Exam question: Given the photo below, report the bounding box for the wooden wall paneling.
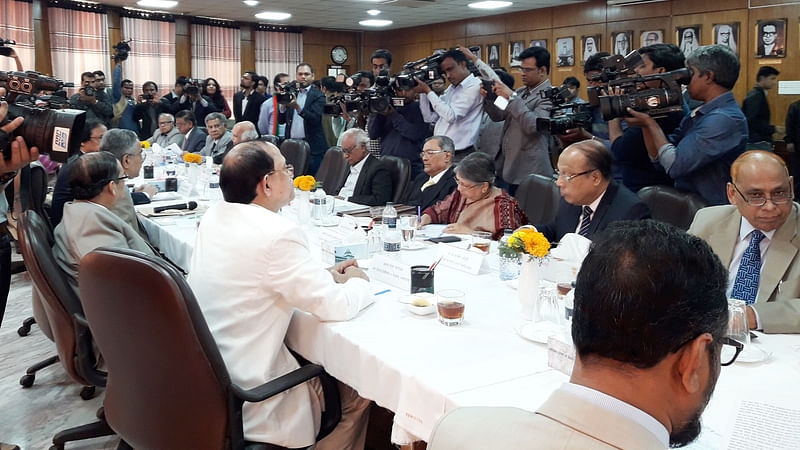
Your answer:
[465,17,505,37]
[302,29,359,78]
[32,0,52,75]
[671,0,748,16]
[240,25,255,73]
[551,24,606,101]
[175,18,191,77]
[429,21,466,42]
[551,0,606,28]
[107,10,121,59]
[605,1,671,23]
[607,17,674,47]
[505,7,552,32]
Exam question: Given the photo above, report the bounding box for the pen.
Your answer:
[374,289,391,296]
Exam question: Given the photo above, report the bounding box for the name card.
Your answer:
[370,253,412,291]
[334,242,369,263]
[437,243,485,275]
[547,334,575,376]
[177,178,193,197]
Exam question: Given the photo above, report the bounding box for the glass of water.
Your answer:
[400,215,417,245]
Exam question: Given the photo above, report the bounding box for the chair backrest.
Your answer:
[258,134,281,147]
[28,163,50,224]
[280,139,311,176]
[79,247,235,449]
[315,146,349,195]
[380,156,410,204]
[17,210,93,385]
[515,174,561,224]
[637,185,708,230]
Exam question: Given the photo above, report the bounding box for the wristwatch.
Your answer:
[508,92,519,101]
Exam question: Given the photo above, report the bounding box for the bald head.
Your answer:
[232,121,259,146]
[220,141,274,204]
[564,139,612,179]
[731,150,789,183]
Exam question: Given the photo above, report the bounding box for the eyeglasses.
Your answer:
[266,164,294,178]
[114,174,129,183]
[158,121,172,125]
[731,182,793,207]
[720,336,744,366]
[518,67,538,73]
[420,150,445,158]
[554,169,597,183]
[456,179,481,189]
[763,31,777,35]
[342,145,361,155]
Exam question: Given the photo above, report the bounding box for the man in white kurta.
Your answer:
[188,141,373,448]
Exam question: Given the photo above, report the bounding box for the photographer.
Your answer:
[559,52,612,147]
[624,45,747,205]
[279,62,327,174]
[609,44,686,192]
[258,72,290,137]
[482,46,553,195]
[169,79,219,126]
[320,76,346,147]
[161,76,187,106]
[368,82,431,178]
[69,71,113,126]
[134,80,168,140]
[111,62,139,134]
[416,49,483,162]
[371,49,392,77]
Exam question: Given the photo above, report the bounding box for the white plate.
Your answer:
[514,320,563,344]
[399,292,434,304]
[401,241,426,250]
[736,345,772,364]
[407,303,436,316]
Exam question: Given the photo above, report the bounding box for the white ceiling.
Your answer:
[102,0,586,31]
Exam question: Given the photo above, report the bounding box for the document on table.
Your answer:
[724,390,800,449]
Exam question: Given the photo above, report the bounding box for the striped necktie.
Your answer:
[731,230,766,305]
[578,206,593,236]
[421,178,436,191]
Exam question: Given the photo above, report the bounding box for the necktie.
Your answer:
[421,178,436,191]
[731,230,766,305]
[578,206,593,236]
[210,142,217,155]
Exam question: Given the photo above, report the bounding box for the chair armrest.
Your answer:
[231,364,323,403]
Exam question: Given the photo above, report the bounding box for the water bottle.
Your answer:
[312,184,327,221]
[383,202,397,230]
[383,228,401,252]
[165,154,176,177]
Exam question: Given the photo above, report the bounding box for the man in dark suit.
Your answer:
[742,66,779,150]
[406,135,458,211]
[279,63,328,175]
[233,71,267,125]
[337,129,392,206]
[175,110,208,154]
[169,84,219,126]
[536,140,650,242]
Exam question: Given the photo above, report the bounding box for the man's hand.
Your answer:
[0,103,40,173]
[417,214,432,229]
[493,82,514,100]
[412,77,431,94]
[330,258,359,274]
[135,184,158,198]
[558,128,594,146]
[457,44,477,63]
[79,87,97,103]
[747,306,757,330]
[329,259,369,283]
[622,108,656,128]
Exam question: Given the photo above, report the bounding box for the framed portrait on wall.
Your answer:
[581,34,601,64]
[487,43,501,68]
[756,19,786,58]
[469,45,482,61]
[556,37,574,67]
[676,25,701,57]
[530,39,547,49]
[509,40,525,67]
[713,23,739,54]
[611,31,632,56]
[640,30,663,47]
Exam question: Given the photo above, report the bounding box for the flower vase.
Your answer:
[187,164,200,194]
[296,189,311,224]
[518,256,540,321]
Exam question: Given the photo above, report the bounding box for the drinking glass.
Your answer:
[471,231,492,253]
[400,215,417,244]
[437,289,465,326]
[557,281,574,322]
[726,299,750,347]
[534,286,561,325]
[369,206,384,224]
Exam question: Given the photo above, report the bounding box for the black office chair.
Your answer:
[280,139,311,176]
[80,247,341,449]
[515,174,561,224]
[258,134,281,147]
[637,185,708,230]
[315,147,349,195]
[380,155,410,204]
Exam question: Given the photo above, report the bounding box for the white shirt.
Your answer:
[419,74,483,150]
[560,383,669,448]
[241,90,250,116]
[289,88,309,139]
[727,217,775,304]
[187,202,372,447]
[339,154,370,200]
[574,188,607,234]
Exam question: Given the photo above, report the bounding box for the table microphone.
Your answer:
[153,201,198,214]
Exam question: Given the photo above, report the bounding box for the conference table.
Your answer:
[135,189,800,448]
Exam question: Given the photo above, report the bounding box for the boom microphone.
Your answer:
[153,201,198,213]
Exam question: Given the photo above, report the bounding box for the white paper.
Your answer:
[437,243,484,275]
[724,392,800,449]
[493,95,509,111]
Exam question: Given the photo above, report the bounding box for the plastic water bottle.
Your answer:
[312,184,327,221]
[382,202,397,230]
[383,228,401,252]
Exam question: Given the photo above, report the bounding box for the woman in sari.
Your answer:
[419,152,528,239]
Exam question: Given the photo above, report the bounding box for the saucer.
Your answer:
[736,345,772,364]
[514,320,563,344]
[401,241,425,250]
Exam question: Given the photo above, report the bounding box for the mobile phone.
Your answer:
[426,236,462,243]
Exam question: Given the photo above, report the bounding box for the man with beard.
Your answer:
[233,71,267,124]
[429,220,732,449]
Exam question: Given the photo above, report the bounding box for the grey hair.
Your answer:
[234,121,259,142]
[455,152,496,186]
[205,112,228,126]
[158,113,175,123]
[425,135,455,155]
[100,128,140,161]
[685,44,740,90]
[341,128,369,148]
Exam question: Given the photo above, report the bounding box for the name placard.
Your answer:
[370,253,412,291]
[177,179,193,197]
[437,243,485,275]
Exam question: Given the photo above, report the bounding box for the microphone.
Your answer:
[153,201,198,213]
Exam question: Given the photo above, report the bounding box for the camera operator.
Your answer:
[559,52,612,147]
[279,62,327,174]
[368,83,431,178]
[320,76,346,147]
[482,46,553,195]
[477,69,515,161]
[609,44,686,192]
[111,62,140,135]
[624,45,747,205]
[339,71,375,133]
[258,72,290,138]
[69,71,113,126]
[416,49,483,162]
[161,76,187,107]
[92,70,111,99]
[170,79,219,126]
[371,49,392,77]
[134,81,168,140]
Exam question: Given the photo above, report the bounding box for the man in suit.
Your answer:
[337,129,392,206]
[146,113,184,149]
[134,81,169,140]
[200,112,232,162]
[175,110,207,154]
[429,220,731,449]
[233,71,267,124]
[53,151,156,298]
[406,136,458,211]
[757,23,784,57]
[483,46,554,196]
[536,140,650,242]
[215,121,258,164]
[279,63,327,174]
[742,66,779,150]
[689,151,800,333]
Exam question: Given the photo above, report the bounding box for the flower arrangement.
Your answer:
[140,141,150,149]
[293,175,316,191]
[183,153,203,164]
[507,228,551,259]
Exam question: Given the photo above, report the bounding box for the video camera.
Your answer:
[0,70,85,163]
[183,78,204,96]
[274,80,299,105]
[0,38,16,57]
[112,39,132,63]
[324,70,406,116]
[536,85,593,135]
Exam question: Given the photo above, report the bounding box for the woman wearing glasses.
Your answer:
[418,152,528,239]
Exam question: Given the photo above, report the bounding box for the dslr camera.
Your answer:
[274,81,299,105]
[183,78,203,96]
[0,38,16,57]
[0,70,85,163]
[111,39,132,63]
[536,85,593,135]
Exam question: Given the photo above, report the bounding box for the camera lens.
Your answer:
[4,105,86,163]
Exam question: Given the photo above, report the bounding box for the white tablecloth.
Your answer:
[136,194,800,446]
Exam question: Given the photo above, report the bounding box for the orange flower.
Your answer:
[140,141,150,149]
[293,175,316,191]
[182,153,203,164]
[508,228,550,258]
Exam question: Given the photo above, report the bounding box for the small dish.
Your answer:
[514,320,562,344]
[401,241,425,250]
[403,293,436,315]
